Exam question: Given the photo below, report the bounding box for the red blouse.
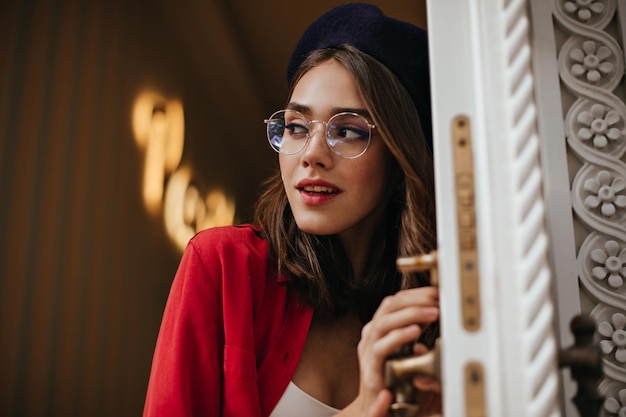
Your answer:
[143,225,314,417]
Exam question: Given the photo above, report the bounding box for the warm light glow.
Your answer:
[143,111,167,212]
[163,167,195,247]
[132,89,236,251]
[164,167,235,251]
[202,190,236,230]
[132,91,185,214]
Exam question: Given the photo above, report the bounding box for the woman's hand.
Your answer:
[413,344,443,417]
[346,286,440,416]
[412,343,441,394]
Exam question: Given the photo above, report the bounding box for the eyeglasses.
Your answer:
[264,109,376,159]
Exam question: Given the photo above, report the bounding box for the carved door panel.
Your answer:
[426,0,625,415]
[529,0,626,415]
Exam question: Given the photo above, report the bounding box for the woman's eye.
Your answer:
[285,122,308,137]
[334,126,368,141]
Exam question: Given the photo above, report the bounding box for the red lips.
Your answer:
[295,179,342,205]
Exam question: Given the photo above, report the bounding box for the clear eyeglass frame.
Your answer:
[264,109,376,159]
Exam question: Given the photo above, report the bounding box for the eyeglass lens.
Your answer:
[266,110,371,158]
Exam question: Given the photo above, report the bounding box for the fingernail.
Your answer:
[422,306,439,317]
[405,324,420,334]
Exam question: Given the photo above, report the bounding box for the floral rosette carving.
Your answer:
[582,170,626,217]
[590,239,626,289]
[579,232,626,303]
[599,379,626,415]
[598,312,626,364]
[557,0,616,29]
[591,304,626,383]
[557,0,622,94]
[566,99,626,157]
[559,36,622,91]
[570,40,614,83]
[572,166,626,235]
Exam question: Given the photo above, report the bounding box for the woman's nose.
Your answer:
[300,125,334,168]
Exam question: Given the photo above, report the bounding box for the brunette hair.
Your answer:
[255,45,436,323]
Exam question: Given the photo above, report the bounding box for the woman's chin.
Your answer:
[294,219,339,236]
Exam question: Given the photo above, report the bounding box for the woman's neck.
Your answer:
[340,223,388,281]
[338,207,388,280]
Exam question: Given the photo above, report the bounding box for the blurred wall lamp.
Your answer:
[132,90,235,251]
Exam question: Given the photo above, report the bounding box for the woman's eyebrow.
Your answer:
[286,103,372,119]
[285,102,310,114]
[330,107,372,119]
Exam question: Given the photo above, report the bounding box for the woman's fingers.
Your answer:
[413,376,441,393]
[374,305,438,334]
[359,287,440,365]
[354,286,441,415]
[361,308,438,351]
[362,301,439,351]
[412,343,442,393]
[366,389,393,417]
[413,343,429,356]
[374,287,439,318]
[366,287,439,338]
[365,324,422,359]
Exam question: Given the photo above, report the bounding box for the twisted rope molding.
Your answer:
[498,0,561,414]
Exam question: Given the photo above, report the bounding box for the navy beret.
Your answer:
[287,3,432,148]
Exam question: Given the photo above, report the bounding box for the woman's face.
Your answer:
[280,59,392,245]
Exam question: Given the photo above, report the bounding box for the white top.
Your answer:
[269,381,340,417]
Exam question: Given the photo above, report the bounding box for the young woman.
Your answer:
[144,3,441,417]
